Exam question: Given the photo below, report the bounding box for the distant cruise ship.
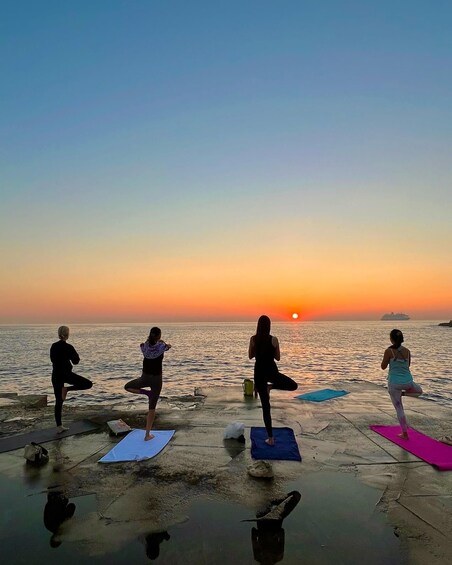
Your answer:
[381,312,410,321]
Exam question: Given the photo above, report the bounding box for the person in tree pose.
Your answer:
[125,327,171,441]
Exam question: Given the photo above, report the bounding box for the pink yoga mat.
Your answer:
[370,425,452,471]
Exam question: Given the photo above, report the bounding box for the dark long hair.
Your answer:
[390,329,404,348]
[254,315,271,345]
[147,327,161,345]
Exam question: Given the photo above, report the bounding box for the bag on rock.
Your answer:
[24,442,49,464]
[224,422,245,440]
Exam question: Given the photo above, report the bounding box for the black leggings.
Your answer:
[124,372,162,410]
[254,372,298,438]
[52,373,93,426]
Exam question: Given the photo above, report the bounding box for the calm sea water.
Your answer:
[0,322,451,407]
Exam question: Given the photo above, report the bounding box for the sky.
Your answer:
[1,1,451,322]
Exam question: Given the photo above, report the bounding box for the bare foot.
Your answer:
[144,433,155,441]
[62,387,68,401]
[397,432,409,440]
[57,425,69,434]
[265,437,275,446]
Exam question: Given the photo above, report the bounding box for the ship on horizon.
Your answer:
[381,312,410,321]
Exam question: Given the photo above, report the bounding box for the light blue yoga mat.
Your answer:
[98,429,175,463]
[295,389,349,402]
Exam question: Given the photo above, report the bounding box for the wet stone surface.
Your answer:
[0,383,451,563]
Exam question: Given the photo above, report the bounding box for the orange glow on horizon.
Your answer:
[1,225,451,323]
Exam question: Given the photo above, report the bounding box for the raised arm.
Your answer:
[248,336,255,359]
[402,346,411,367]
[69,344,80,365]
[140,341,168,359]
[272,336,281,361]
[381,348,391,370]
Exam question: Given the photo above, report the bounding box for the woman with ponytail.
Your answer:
[249,315,298,445]
[125,327,171,441]
[381,329,423,439]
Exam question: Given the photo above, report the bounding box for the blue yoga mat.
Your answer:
[98,429,175,463]
[295,389,349,402]
[250,427,301,461]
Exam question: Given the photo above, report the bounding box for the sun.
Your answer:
[292,312,299,320]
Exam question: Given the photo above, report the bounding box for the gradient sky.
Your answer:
[1,1,451,322]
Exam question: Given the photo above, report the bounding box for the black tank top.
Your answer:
[254,335,278,377]
[143,353,164,375]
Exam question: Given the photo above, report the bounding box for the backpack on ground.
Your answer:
[24,442,49,464]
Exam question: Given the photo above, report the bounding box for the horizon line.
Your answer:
[0,318,448,325]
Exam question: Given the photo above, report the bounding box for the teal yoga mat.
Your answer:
[0,420,99,454]
[295,389,349,402]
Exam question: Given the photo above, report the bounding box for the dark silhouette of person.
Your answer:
[252,523,285,564]
[145,531,171,560]
[50,325,93,433]
[251,491,301,565]
[43,492,76,548]
[249,315,298,446]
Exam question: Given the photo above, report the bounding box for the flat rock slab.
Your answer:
[296,418,330,435]
[398,494,452,536]
[0,398,20,408]
[0,420,98,453]
[17,395,47,408]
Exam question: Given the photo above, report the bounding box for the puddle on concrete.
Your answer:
[0,470,405,564]
[282,471,405,564]
[154,471,405,564]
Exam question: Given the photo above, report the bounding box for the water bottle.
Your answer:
[243,378,254,397]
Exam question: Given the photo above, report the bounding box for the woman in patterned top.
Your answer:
[124,327,171,441]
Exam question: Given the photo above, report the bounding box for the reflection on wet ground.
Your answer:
[0,468,404,564]
[43,491,76,548]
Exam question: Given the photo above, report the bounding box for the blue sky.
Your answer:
[1,1,451,321]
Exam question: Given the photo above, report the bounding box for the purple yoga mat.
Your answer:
[370,425,452,471]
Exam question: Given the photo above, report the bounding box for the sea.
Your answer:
[1,321,451,407]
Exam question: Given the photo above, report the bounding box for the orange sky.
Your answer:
[1,225,451,322]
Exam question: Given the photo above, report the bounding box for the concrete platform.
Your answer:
[0,382,451,563]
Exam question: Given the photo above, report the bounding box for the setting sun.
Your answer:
[292,313,299,320]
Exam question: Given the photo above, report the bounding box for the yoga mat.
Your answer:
[295,389,349,402]
[370,425,452,471]
[0,420,99,454]
[250,427,301,462]
[98,429,175,463]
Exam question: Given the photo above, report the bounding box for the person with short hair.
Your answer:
[381,329,423,439]
[50,326,93,433]
[124,327,171,441]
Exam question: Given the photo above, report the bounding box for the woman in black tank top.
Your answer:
[249,315,298,445]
